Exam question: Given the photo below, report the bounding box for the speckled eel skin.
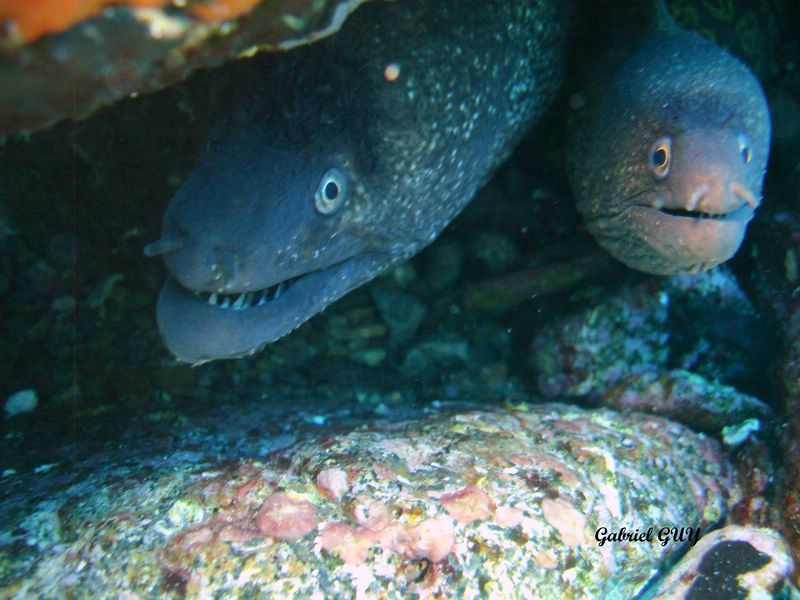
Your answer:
[567,1,770,275]
[145,0,566,363]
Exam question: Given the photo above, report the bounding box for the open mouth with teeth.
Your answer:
[192,277,301,310]
[153,253,387,364]
[156,268,333,364]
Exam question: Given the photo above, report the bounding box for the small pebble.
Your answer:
[4,389,38,418]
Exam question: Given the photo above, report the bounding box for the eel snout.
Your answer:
[651,127,760,221]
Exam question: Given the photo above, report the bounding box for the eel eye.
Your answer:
[649,136,671,179]
[738,134,752,164]
[315,167,348,215]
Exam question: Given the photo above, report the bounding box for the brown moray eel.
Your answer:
[567,1,771,275]
[145,0,566,364]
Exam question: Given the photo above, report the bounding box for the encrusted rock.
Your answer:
[530,267,772,399]
[369,284,427,346]
[469,230,520,272]
[650,526,794,599]
[1,403,737,598]
[665,267,776,391]
[0,0,373,134]
[603,369,773,433]
[531,282,669,398]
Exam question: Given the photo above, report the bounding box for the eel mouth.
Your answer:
[189,276,302,311]
[654,203,753,222]
[646,181,760,224]
[156,255,381,364]
[585,199,755,275]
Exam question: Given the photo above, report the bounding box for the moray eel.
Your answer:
[567,1,771,275]
[145,0,565,364]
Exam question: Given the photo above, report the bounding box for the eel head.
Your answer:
[145,134,391,364]
[584,126,764,275]
[572,28,770,276]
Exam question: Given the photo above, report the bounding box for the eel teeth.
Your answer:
[231,293,247,310]
[194,276,298,310]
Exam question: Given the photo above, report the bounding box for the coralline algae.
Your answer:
[0,403,736,598]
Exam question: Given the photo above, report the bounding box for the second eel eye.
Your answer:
[738,133,752,164]
[649,136,671,179]
[314,167,348,215]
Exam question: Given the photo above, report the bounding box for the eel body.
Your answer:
[567,1,771,275]
[147,0,566,363]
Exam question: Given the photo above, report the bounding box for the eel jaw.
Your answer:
[586,199,755,276]
[156,254,384,364]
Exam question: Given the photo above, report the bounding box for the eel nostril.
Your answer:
[686,184,710,212]
[143,234,185,257]
[731,182,759,208]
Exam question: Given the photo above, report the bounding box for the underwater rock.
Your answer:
[3,388,37,418]
[603,369,773,433]
[400,333,470,377]
[650,526,794,599]
[0,0,374,134]
[462,252,616,313]
[469,231,520,272]
[0,403,736,598]
[323,300,388,368]
[739,202,800,574]
[431,363,530,410]
[422,238,464,292]
[369,284,427,347]
[665,266,776,391]
[22,259,57,294]
[779,300,800,578]
[530,267,772,399]
[530,282,670,398]
[729,439,774,528]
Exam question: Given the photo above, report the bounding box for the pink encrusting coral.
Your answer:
[540,497,588,547]
[318,515,456,564]
[439,485,496,524]
[316,467,350,501]
[318,522,377,564]
[256,492,318,541]
[386,515,456,562]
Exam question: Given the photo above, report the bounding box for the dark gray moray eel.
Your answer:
[567,0,771,275]
[145,0,566,364]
